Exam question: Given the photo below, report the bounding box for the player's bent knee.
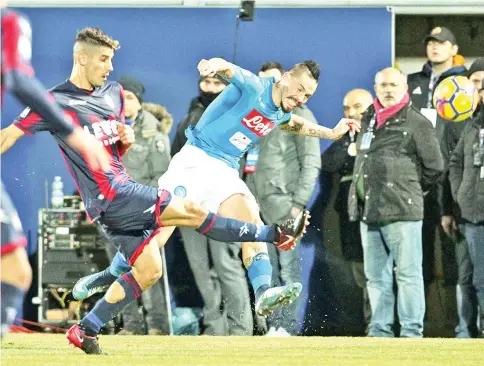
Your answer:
[137,269,162,291]
[1,248,32,290]
[132,262,163,289]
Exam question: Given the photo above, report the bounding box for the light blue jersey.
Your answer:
[186,65,292,169]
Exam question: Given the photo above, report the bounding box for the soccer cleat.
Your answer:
[66,324,103,355]
[72,273,111,301]
[255,282,303,317]
[274,210,310,251]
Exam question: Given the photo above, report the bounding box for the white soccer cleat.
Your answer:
[255,283,302,317]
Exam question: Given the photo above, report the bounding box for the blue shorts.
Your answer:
[98,181,171,265]
[1,183,27,256]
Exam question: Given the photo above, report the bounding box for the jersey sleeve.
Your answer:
[13,106,51,135]
[3,12,75,137]
[225,65,264,94]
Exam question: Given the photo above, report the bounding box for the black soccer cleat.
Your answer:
[273,210,310,251]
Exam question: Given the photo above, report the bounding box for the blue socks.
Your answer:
[0,282,24,338]
[247,253,272,300]
[80,271,141,336]
[197,212,276,243]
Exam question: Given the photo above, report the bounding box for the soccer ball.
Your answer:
[432,75,479,122]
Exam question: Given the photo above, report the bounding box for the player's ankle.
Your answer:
[255,284,270,301]
[79,322,98,337]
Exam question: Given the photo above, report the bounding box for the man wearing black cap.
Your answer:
[408,26,467,133]
[407,27,467,322]
[115,75,172,335]
[440,59,484,338]
[449,78,484,338]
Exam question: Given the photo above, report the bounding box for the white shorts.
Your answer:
[158,144,256,213]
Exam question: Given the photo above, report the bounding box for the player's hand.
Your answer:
[1,125,25,155]
[198,59,217,78]
[331,118,361,139]
[66,127,112,172]
[441,215,458,237]
[118,123,135,145]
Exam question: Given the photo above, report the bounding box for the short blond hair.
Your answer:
[75,27,120,51]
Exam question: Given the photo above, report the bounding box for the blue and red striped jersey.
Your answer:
[14,80,131,221]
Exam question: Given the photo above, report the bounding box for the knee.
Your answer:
[17,264,32,290]
[396,266,423,284]
[1,250,32,291]
[136,265,163,290]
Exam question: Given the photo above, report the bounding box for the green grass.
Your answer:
[2,334,484,365]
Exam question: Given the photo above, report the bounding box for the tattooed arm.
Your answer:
[279,114,360,140]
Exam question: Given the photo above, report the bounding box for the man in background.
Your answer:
[320,88,373,335]
[407,26,467,303]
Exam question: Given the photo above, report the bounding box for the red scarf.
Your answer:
[373,93,410,129]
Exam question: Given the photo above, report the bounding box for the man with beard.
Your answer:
[171,75,254,335]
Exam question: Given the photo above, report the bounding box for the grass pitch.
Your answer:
[1,333,483,365]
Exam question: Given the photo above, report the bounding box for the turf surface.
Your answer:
[2,334,483,365]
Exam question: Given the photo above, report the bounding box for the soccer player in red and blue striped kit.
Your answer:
[0,7,111,338]
[1,27,308,353]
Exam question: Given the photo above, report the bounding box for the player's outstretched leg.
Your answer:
[1,247,32,338]
[217,193,303,318]
[72,195,308,301]
[67,237,163,354]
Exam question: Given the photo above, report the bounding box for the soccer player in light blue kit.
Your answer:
[75,58,360,320]
[159,58,359,316]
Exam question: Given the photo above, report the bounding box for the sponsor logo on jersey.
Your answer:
[83,116,120,146]
[241,109,275,137]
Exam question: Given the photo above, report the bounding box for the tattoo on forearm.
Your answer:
[281,122,303,133]
[307,128,333,139]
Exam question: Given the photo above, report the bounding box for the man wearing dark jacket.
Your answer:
[171,75,227,156]
[408,26,466,136]
[321,88,373,334]
[407,26,467,304]
[440,58,484,338]
[449,80,484,338]
[348,68,444,338]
